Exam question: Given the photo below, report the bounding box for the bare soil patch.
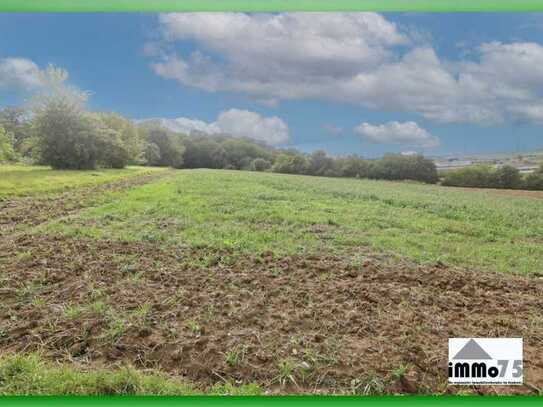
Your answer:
[1,234,542,394]
[0,171,171,235]
[444,185,543,200]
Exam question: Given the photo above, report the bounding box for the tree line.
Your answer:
[4,95,542,190]
[0,93,441,184]
[441,164,543,191]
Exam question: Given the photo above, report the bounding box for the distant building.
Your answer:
[434,160,473,171]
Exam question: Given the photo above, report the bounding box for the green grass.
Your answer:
[0,164,166,198]
[44,169,543,274]
[0,353,261,395]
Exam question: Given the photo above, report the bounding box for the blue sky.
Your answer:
[1,12,543,157]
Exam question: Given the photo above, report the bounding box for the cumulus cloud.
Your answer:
[140,117,222,135]
[149,13,543,126]
[354,121,439,148]
[457,42,543,123]
[158,13,407,74]
[150,12,412,103]
[216,109,289,145]
[139,109,289,145]
[0,58,44,90]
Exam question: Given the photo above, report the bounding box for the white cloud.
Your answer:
[139,109,289,145]
[149,13,543,126]
[139,117,222,134]
[354,121,439,148]
[457,42,543,123]
[216,109,289,145]
[0,58,43,90]
[158,13,407,74]
[508,104,543,123]
[150,12,412,104]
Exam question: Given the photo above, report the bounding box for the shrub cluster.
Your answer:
[270,150,438,183]
[0,106,30,163]
[442,164,543,191]
[0,124,18,162]
[1,101,145,169]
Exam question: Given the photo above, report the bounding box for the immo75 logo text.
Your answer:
[448,338,523,385]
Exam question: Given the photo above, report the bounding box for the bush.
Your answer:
[98,113,144,164]
[98,128,131,169]
[35,99,102,170]
[494,165,521,189]
[16,135,41,163]
[524,165,543,191]
[34,101,133,170]
[524,173,543,190]
[182,138,221,169]
[143,142,162,166]
[0,125,18,162]
[442,166,495,188]
[221,138,272,170]
[0,107,32,156]
[144,128,185,168]
[442,165,525,190]
[272,153,309,175]
[336,155,370,178]
[307,150,336,176]
[369,154,438,184]
[249,158,271,172]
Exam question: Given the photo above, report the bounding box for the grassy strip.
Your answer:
[44,169,543,274]
[0,165,167,198]
[0,353,261,395]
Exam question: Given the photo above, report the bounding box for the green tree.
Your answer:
[30,65,104,169]
[34,97,104,170]
[0,106,32,154]
[307,150,336,176]
[182,138,221,168]
[143,142,162,166]
[524,164,543,191]
[222,138,272,169]
[0,125,18,162]
[442,166,495,188]
[368,154,438,184]
[210,145,228,169]
[98,113,144,164]
[144,128,185,168]
[250,158,272,172]
[494,165,521,189]
[271,153,309,175]
[94,123,131,169]
[336,155,370,178]
[16,135,42,162]
[408,155,439,184]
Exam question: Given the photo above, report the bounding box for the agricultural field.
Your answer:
[1,167,542,395]
[0,164,167,198]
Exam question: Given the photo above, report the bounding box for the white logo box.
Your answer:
[448,338,523,385]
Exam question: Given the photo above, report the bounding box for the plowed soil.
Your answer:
[1,234,541,394]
